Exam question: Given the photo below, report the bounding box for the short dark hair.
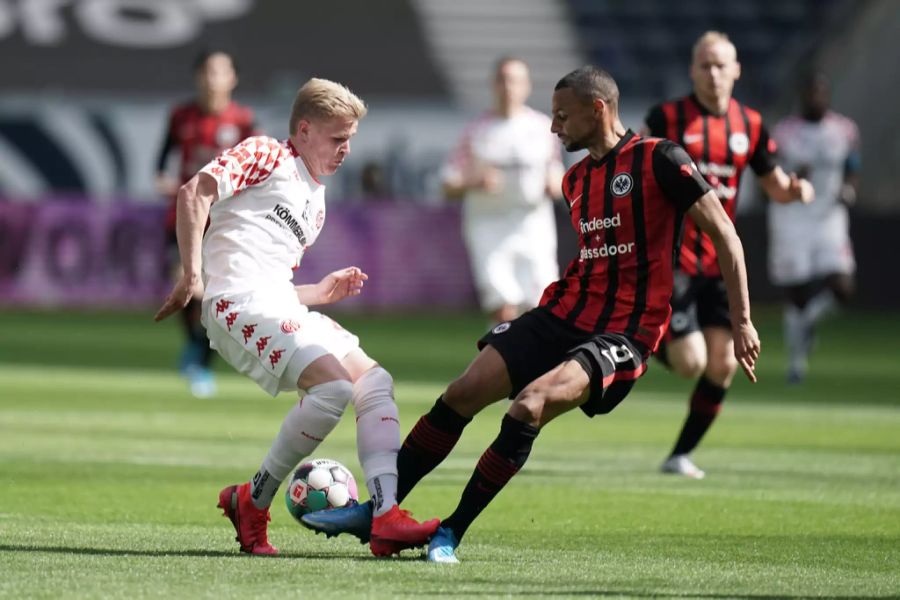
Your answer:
[192,49,237,74]
[555,66,619,110]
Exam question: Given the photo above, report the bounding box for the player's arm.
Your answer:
[687,193,760,381]
[753,122,813,204]
[154,172,218,321]
[155,110,180,197]
[653,140,760,381]
[758,166,813,204]
[154,136,284,322]
[295,267,368,306]
[442,124,502,199]
[840,122,862,206]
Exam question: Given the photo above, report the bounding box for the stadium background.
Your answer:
[0,0,897,308]
[1,1,898,598]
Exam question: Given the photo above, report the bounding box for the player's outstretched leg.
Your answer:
[217,482,278,555]
[428,414,539,563]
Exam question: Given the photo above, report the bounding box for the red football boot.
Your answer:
[217,483,278,555]
[369,505,440,557]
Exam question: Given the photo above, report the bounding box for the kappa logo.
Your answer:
[269,349,285,368]
[280,319,302,334]
[241,324,258,344]
[492,322,511,334]
[611,173,633,197]
[215,299,233,316]
[256,335,271,356]
[729,132,750,155]
[225,311,239,331]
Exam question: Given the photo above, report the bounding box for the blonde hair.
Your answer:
[692,31,737,62]
[289,78,367,134]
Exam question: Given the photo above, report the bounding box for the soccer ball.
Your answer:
[285,458,359,522]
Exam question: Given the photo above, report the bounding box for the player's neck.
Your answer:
[199,94,231,114]
[588,122,628,161]
[695,92,729,116]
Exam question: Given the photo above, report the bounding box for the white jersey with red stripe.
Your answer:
[199,135,326,299]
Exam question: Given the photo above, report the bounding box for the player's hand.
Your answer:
[733,321,761,383]
[789,173,814,204]
[154,273,196,322]
[155,174,180,198]
[317,267,368,304]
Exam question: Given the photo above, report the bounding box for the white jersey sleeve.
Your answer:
[200,135,289,201]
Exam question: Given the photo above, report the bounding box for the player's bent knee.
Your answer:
[507,392,544,426]
[353,366,395,416]
[307,379,354,416]
[671,353,706,379]
[704,358,737,387]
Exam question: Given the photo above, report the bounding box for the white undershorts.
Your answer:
[768,212,855,286]
[463,206,558,311]
[202,291,360,397]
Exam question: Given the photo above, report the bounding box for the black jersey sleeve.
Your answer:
[749,122,777,176]
[644,104,667,138]
[652,140,712,212]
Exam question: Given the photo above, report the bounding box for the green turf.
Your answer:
[0,308,898,598]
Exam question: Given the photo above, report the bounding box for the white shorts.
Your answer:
[768,213,855,286]
[463,207,558,311]
[202,291,360,397]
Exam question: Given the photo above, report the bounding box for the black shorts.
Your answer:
[478,307,649,418]
[667,272,731,339]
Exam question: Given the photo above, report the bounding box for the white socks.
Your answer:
[250,379,353,509]
[352,367,401,517]
[248,367,402,515]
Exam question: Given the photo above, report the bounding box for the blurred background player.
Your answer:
[155,50,257,397]
[154,78,438,556]
[769,73,860,383]
[442,56,565,325]
[643,31,813,479]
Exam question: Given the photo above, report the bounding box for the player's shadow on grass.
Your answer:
[0,544,422,562]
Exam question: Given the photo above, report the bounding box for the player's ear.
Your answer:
[733,61,742,82]
[592,97,606,119]
[296,119,311,141]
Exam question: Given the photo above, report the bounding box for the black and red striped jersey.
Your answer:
[157,101,257,232]
[539,130,711,352]
[645,94,776,277]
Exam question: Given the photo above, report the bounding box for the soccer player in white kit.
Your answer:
[442,57,565,324]
[154,78,439,556]
[769,73,860,383]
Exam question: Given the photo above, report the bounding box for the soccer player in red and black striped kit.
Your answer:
[645,32,812,479]
[300,66,761,563]
[155,50,257,398]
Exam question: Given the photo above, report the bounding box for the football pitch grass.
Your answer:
[1,308,898,598]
